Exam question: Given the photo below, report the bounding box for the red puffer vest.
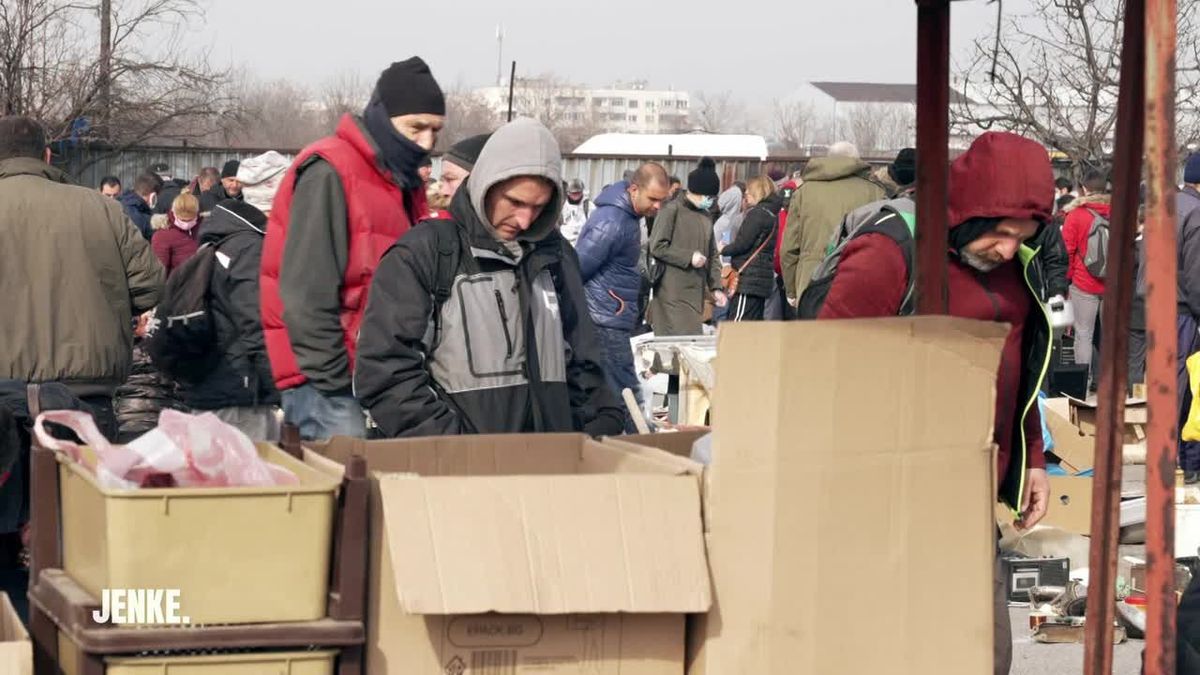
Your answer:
[260,114,426,391]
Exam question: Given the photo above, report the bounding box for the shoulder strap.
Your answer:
[430,220,462,347]
[857,209,917,315]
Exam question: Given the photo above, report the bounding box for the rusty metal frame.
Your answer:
[914,0,951,314]
[912,0,1178,672]
[1142,0,1180,672]
[1084,0,1145,669]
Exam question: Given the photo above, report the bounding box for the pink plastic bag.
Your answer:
[34,409,298,489]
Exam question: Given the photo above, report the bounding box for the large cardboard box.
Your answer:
[310,434,711,675]
[689,317,1006,675]
[1041,475,1093,535]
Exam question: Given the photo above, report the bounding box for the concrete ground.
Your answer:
[1010,607,1145,674]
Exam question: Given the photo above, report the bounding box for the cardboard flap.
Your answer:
[316,434,588,476]
[378,474,711,615]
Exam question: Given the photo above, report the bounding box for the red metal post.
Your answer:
[1143,0,1179,670]
[1084,0,1145,671]
[914,0,950,314]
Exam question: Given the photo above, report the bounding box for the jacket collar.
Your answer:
[448,186,562,268]
[1062,192,1111,213]
[0,157,71,183]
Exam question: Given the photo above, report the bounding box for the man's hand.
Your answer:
[1016,467,1050,530]
[787,296,798,308]
[717,242,727,254]
[691,251,708,268]
[713,290,728,308]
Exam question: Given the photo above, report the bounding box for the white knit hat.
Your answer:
[237,151,290,214]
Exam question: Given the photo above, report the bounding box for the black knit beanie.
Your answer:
[444,133,491,172]
[889,148,916,187]
[688,157,720,197]
[373,57,446,117]
[221,160,240,179]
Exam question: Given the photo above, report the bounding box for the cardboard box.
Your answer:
[1041,476,1094,535]
[1066,396,1146,444]
[309,434,711,675]
[689,317,1006,675]
[0,593,30,675]
[615,430,709,459]
[1043,398,1096,473]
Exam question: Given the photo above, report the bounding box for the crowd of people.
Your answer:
[1,54,1199,673]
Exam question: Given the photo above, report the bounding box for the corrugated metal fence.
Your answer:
[60,145,298,188]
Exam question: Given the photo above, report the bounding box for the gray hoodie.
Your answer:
[466,118,563,252]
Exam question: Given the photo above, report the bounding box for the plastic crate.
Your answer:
[58,633,335,675]
[59,444,339,625]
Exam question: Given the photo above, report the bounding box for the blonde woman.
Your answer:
[150,191,203,276]
[718,175,781,321]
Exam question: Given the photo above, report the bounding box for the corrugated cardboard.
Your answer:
[615,431,709,459]
[1066,395,1146,443]
[1043,399,1096,473]
[1041,476,1093,535]
[690,317,1005,675]
[309,433,710,674]
[0,593,31,675]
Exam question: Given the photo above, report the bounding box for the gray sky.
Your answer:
[198,0,1031,103]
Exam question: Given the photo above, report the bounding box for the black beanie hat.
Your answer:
[888,148,916,186]
[443,133,492,172]
[688,157,720,197]
[373,57,446,117]
[221,160,240,179]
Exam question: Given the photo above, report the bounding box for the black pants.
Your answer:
[728,294,766,322]
[80,395,118,441]
[773,275,795,320]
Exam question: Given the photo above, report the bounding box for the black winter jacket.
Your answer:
[354,189,625,439]
[180,201,279,409]
[1035,222,1070,299]
[723,193,783,298]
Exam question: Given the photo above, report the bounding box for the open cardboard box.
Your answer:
[622,317,1006,675]
[307,433,711,675]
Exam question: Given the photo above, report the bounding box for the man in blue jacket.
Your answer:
[575,163,670,429]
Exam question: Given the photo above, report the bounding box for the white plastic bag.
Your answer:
[34,408,298,489]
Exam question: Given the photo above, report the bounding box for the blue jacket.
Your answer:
[575,181,643,331]
[118,190,153,240]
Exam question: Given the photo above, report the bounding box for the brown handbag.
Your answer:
[721,234,772,296]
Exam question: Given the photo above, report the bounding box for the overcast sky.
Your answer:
[197,0,1032,102]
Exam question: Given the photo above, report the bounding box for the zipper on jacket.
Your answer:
[494,290,514,358]
[1008,244,1054,516]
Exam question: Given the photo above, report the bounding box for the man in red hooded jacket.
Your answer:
[818,131,1054,675]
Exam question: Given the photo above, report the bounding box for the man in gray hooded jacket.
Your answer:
[355,118,625,438]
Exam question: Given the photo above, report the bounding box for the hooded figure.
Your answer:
[355,118,625,438]
[713,185,745,247]
[179,151,291,441]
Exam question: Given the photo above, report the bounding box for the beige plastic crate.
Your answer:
[59,444,339,625]
[58,635,336,675]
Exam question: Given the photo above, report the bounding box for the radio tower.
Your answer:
[496,24,504,86]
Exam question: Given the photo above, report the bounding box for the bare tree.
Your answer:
[0,0,233,149]
[771,99,818,150]
[838,103,915,155]
[319,70,370,131]
[694,90,747,133]
[438,87,499,150]
[953,0,1200,170]
[225,77,326,150]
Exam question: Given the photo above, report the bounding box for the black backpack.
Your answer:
[145,244,221,383]
[796,203,917,319]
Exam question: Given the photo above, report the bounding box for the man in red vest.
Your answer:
[260,57,445,439]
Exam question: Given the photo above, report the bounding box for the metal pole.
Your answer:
[507,61,517,123]
[1084,0,1145,671]
[99,0,112,133]
[1143,0,1179,670]
[914,0,950,314]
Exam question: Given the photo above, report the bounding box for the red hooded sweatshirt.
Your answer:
[819,132,1053,487]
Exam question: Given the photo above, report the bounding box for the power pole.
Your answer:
[99,0,112,135]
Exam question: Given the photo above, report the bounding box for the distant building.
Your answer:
[475,79,691,135]
[786,81,979,153]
